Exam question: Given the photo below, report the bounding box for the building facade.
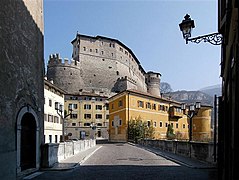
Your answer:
[47,34,161,97]
[109,89,212,142]
[44,79,65,143]
[218,0,238,179]
[64,93,109,140]
[0,0,44,179]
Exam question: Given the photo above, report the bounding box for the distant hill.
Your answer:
[200,84,221,97]
[165,90,213,106]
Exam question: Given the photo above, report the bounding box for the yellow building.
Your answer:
[109,89,211,142]
[64,92,109,140]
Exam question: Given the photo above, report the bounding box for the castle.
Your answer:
[47,33,161,97]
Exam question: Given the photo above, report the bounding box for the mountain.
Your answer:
[165,90,213,106]
[200,84,221,97]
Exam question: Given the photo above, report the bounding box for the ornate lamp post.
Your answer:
[179,14,223,45]
[55,102,73,142]
[181,102,201,142]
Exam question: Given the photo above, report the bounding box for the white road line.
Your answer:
[23,172,44,179]
[80,146,102,165]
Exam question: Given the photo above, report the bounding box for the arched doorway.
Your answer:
[20,113,36,170]
[16,106,40,173]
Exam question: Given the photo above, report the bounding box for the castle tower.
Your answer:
[145,71,161,96]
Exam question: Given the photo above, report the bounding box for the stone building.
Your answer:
[0,0,44,179]
[47,34,161,97]
[218,0,238,179]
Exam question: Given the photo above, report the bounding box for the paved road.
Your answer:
[32,143,217,180]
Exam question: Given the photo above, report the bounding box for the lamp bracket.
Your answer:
[187,32,223,45]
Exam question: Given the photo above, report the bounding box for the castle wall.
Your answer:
[48,34,153,97]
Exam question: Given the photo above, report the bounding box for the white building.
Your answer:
[44,79,65,143]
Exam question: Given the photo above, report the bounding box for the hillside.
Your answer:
[165,90,214,106]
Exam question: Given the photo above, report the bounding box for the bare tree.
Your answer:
[160,82,173,94]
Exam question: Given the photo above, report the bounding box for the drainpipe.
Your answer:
[127,91,130,142]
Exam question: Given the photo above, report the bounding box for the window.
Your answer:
[55,135,58,143]
[116,71,119,75]
[73,104,78,109]
[152,104,156,110]
[101,51,104,55]
[96,105,102,110]
[84,114,91,119]
[105,103,109,110]
[70,114,78,119]
[146,102,151,109]
[165,122,168,127]
[90,49,92,52]
[138,101,144,108]
[49,135,52,143]
[106,114,109,119]
[160,122,163,127]
[95,49,98,53]
[176,123,178,128]
[48,114,53,122]
[95,114,102,119]
[171,123,173,127]
[183,124,186,128]
[111,104,114,109]
[83,47,86,51]
[54,116,59,123]
[44,114,47,121]
[72,123,76,126]
[118,100,123,107]
[97,123,102,127]
[112,53,114,56]
[84,123,91,126]
[147,121,151,127]
[112,120,114,127]
[154,122,157,127]
[84,104,91,109]
[119,119,122,126]
[49,99,52,107]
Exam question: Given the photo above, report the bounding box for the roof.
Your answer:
[109,89,182,105]
[44,79,66,94]
[71,33,146,74]
[65,91,108,98]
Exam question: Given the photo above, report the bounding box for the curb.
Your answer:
[41,146,102,171]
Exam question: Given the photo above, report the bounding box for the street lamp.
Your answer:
[179,14,223,45]
[181,102,201,142]
[55,102,73,142]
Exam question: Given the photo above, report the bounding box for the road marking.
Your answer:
[23,172,44,179]
[80,146,102,164]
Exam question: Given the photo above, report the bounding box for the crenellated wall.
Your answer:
[47,34,151,96]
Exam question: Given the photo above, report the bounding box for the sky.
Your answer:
[44,0,221,91]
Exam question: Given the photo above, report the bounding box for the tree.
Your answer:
[160,82,173,94]
[166,124,175,140]
[128,116,155,143]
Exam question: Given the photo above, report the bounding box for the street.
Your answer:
[32,143,217,180]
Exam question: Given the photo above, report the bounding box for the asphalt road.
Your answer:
[32,143,217,180]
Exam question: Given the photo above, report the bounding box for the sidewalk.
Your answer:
[42,145,102,171]
[129,143,217,169]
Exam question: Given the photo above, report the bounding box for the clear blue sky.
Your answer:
[44,0,221,91]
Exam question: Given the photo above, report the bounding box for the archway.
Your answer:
[16,106,40,173]
[20,113,36,170]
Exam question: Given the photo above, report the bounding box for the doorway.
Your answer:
[20,113,36,170]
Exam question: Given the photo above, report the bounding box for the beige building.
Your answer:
[44,79,65,143]
[64,92,109,140]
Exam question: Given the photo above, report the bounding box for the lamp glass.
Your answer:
[189,105,195,111]
[195,102,201,109]
[181,103,186,110]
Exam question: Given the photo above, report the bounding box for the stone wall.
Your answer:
[139,139,215,164]
[0,0,44,179]
[47,34,149,96]
[41,139,96,168]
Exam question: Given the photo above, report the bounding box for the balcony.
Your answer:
[169,106,183,118]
